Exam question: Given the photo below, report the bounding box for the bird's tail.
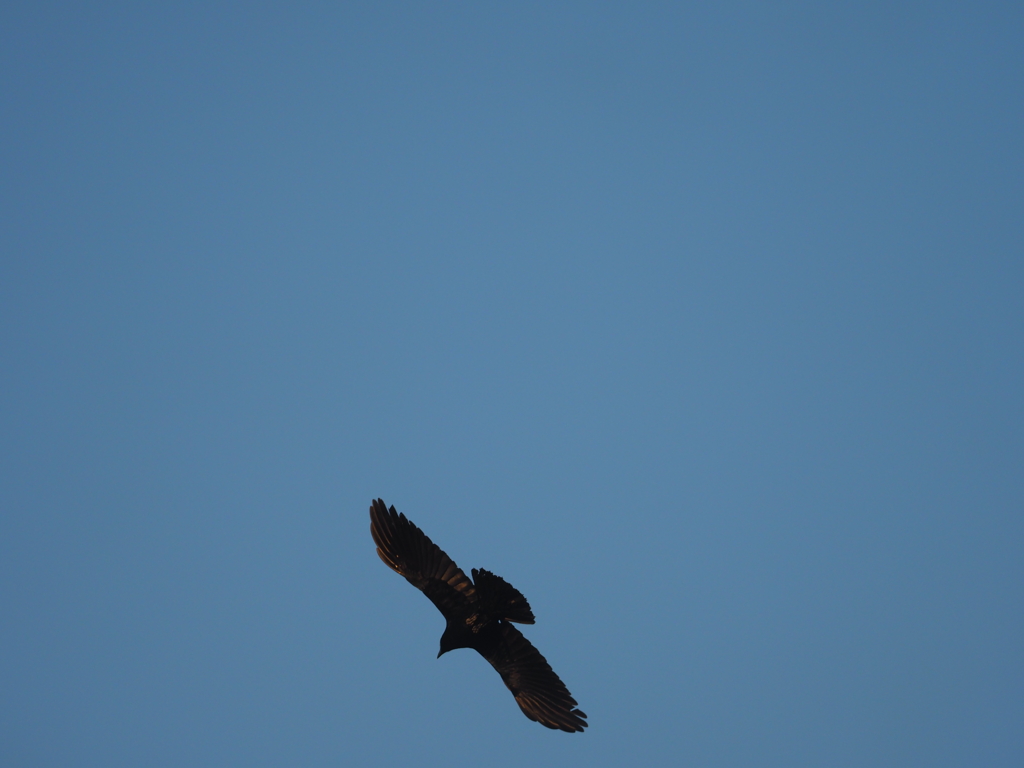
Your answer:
[472,568,536,624]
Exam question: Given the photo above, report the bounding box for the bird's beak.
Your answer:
[437,649,443,658]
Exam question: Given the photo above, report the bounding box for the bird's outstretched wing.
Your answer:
[369,499,477,619]
[482,622,588,733]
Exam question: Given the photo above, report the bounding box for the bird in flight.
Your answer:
[369,498,588,732]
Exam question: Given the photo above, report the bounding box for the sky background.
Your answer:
[2,2,1022,766]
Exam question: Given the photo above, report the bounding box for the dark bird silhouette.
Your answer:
[369,498,588,733]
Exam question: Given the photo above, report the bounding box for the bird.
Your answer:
[369,498,588,732]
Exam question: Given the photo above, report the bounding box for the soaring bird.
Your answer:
[369,498,587,732]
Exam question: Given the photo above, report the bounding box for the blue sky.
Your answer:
[2,3,1022,766]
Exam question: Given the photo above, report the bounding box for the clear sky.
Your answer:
[2,3,1022,766]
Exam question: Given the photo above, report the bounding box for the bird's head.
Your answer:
[437,624,459,658]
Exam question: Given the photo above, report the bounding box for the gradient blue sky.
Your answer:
[2,3,1022,766]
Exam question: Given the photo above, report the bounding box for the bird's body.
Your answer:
[369,498,587,732]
